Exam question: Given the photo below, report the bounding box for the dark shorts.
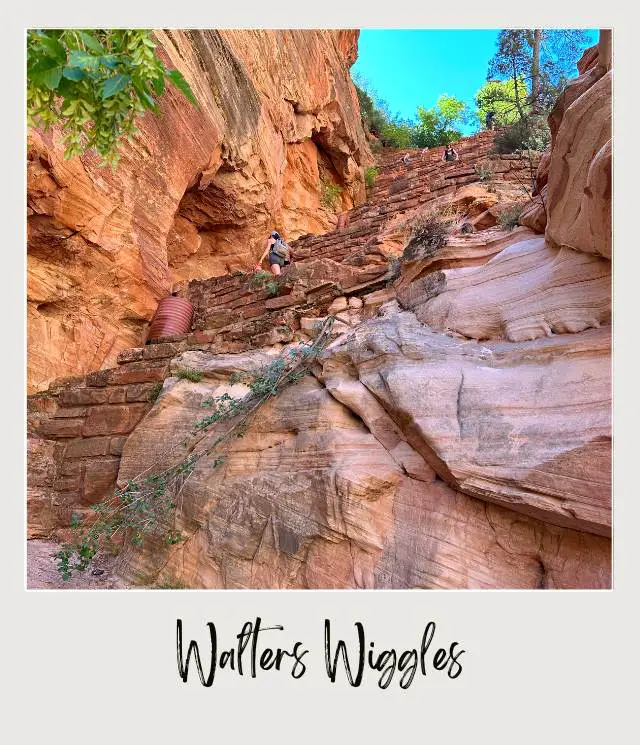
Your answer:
[268,251,286,267]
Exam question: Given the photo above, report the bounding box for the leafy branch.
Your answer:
[27,29,197,168]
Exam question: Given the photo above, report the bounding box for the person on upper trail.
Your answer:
[442,144,459,162]
[485,110,496,130]
[255,230,292,276]
[402,153,411,166]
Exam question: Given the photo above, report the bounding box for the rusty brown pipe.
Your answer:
[146,296,194,342]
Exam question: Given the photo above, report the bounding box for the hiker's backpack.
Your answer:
[272,237,291,261]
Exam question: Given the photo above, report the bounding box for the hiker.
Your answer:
[421,147,429,157]
[255,230,292,276]
[402,153,411,166]
[442,144,459,162]
[486,111,496,131]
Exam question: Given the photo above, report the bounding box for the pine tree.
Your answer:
[488,29,591,117]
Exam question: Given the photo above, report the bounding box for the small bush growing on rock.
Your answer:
[320,177,343,211]
[475,162,495,181]
[265,281,280,297]
[176,368,203,382]
[497,202,526,230]
[492,115,551,154]
[402,206,456,261]
[364,166,378,190]
[250,270,280,296]
[250,270,272,288]
[148,382,163,402]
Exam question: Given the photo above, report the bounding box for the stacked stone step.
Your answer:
[28,351,175,538]
[289,130,537,266]
[173,262,392,348]
[171,131,539,340]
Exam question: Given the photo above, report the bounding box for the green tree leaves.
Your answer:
[77,30,104,54]
[380,119,414,149]
[27,29,198,168]
[474,78,528,128]
[488,29,591,117]
[414,95,468,147]
[353,76,467,149]
[166,69,198,106]
[101,73,131,99]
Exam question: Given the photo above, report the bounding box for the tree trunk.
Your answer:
[598,29,612,73]
[531,29,542,113]
[512,59,526,120]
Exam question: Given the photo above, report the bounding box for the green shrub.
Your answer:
[403,206,456,261]
[364,166,378,190]
[320,177,343,211]
[354,83,388,136]
[175,369,203,382]
[492,115,551,154]
[249,270,272,288]
[380,119,414,149]
[148,382,163,402]
[27,29,197,167]
[497,202,526,230]
[354,78,467,150]
[265,281,279,297]
[411,95,467,148]
[249,270,280,296]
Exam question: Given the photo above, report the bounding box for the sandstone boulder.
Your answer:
[519,188,548,234]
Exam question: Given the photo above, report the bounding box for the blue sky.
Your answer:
[352,29,599,134]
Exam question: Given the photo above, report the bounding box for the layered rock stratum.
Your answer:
[26,34,612,589]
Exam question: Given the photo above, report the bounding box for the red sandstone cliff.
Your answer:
[27,29,371,394]
[26,34,612,590]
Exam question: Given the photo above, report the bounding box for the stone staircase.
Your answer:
[28,129,541,538]
[172,130,538,344]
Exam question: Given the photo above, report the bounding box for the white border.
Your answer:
[6,2,637,741]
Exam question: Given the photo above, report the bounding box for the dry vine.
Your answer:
[56,317,335,579]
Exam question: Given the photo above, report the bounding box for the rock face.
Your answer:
[321,312,611,538]
[531,37,612,258]
[27,29,370,394]
[406,234,611,342]
[26,33,612,589]
[114,349,610,589]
